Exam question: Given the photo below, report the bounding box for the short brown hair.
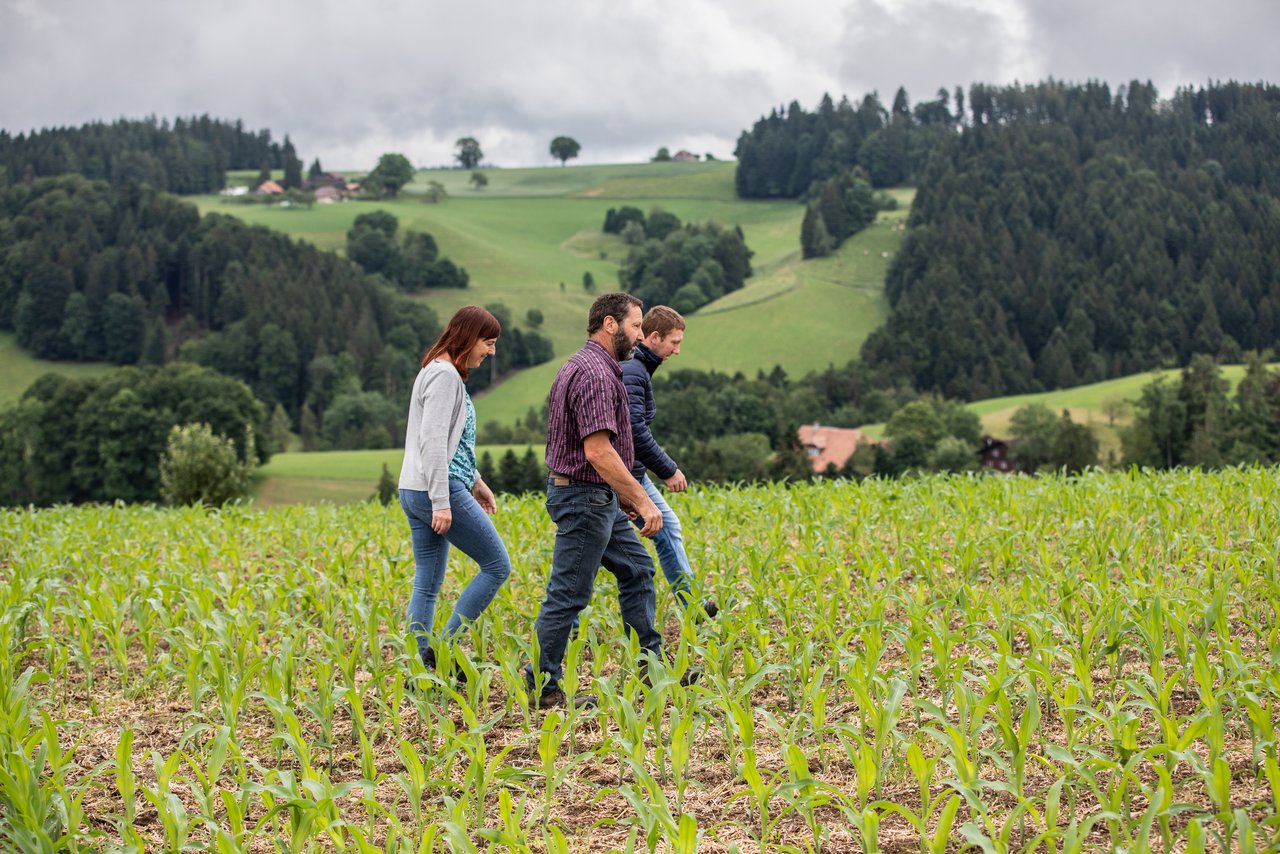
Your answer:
[642,305,685,338]
[422,306,501,379]
[587,292,643,335]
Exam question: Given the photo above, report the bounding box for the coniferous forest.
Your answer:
[0,116,289,194]
[736,80,1280,400]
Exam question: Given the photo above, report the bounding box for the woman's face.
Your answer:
[467,337,497,369]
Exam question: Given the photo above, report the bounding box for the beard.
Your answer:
[612,326,635,361]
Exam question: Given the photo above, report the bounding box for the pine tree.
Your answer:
[282,136,303,190]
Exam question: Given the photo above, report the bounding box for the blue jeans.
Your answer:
[527,478,661,693]
[635,474,694,606]
[400,483,511,664]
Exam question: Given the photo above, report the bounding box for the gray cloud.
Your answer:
[1022,0,1280,95]
[2,0,1277,169]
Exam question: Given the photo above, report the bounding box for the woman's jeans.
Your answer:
[400,482,511,664]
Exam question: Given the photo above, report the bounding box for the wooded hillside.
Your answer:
[0,175,441,442]
[0,115,290,194]
[859,80,1280,399]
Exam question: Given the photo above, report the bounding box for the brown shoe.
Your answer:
[531,687,597,709]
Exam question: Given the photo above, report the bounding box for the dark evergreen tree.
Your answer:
[281,136,303,190]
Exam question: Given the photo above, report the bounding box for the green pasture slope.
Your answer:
[4,470,1278,849]
[195,163,906,429]
[0,332,113,408]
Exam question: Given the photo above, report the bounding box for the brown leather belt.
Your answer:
[549,473,608,488]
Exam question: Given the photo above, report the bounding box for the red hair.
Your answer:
[422,306,501,379]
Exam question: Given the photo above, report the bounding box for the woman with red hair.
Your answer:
[398,305,510,677]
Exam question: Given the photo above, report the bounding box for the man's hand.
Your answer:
[472,479,496,514]
[663,469,687,493]
[634,496,663,537]
[431,508,452,534]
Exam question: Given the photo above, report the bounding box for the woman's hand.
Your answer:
[472,479,497,514]
[431,508,452,534]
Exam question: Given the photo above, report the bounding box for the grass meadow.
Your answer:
[0,333,112,409]
[254,446,538,507]
[195,162,905,429]
[2,469,1278,851]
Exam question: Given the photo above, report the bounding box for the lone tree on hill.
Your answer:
[366,152,415,198]
[455,137,483,169]
[550,136,581,165]
[470,170,488,190]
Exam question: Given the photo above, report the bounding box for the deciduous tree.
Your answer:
[550,136,581,165]
[365,153,415,198]
[159,423,255,506]
[454,138,483,169]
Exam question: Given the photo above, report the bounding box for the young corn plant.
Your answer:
[844,668,908,799]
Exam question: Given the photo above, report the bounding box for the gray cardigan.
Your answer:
[398,360,467,508]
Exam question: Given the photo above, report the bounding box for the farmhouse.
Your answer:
[797,424,871,474]
[255,179,284,195]
[672,150,700,162]
[976,435,1024,473]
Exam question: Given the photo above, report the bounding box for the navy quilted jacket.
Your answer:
[621,343,678,481]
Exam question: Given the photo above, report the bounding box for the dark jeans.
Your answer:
[526,478,661,693]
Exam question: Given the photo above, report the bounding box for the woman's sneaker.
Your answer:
[423,648,468,687]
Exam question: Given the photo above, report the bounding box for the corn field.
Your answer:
[1,468,1278,852]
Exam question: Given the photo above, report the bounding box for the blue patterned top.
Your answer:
[447,392,477,486]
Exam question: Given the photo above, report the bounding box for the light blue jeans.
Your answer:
[400,482,511,664]
[633,474,695,607]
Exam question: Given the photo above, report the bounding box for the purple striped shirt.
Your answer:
[545,339,634,484]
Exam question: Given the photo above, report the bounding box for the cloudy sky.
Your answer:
[2,0,1277,170]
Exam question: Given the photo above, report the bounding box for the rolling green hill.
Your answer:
[195,162,907,429]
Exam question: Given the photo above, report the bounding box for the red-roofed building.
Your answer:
[797,424,872,474]
[255,180,284,194]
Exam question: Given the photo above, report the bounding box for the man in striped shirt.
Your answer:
[527,292,692,708]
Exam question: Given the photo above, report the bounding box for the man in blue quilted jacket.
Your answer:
[621,306,718,617]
